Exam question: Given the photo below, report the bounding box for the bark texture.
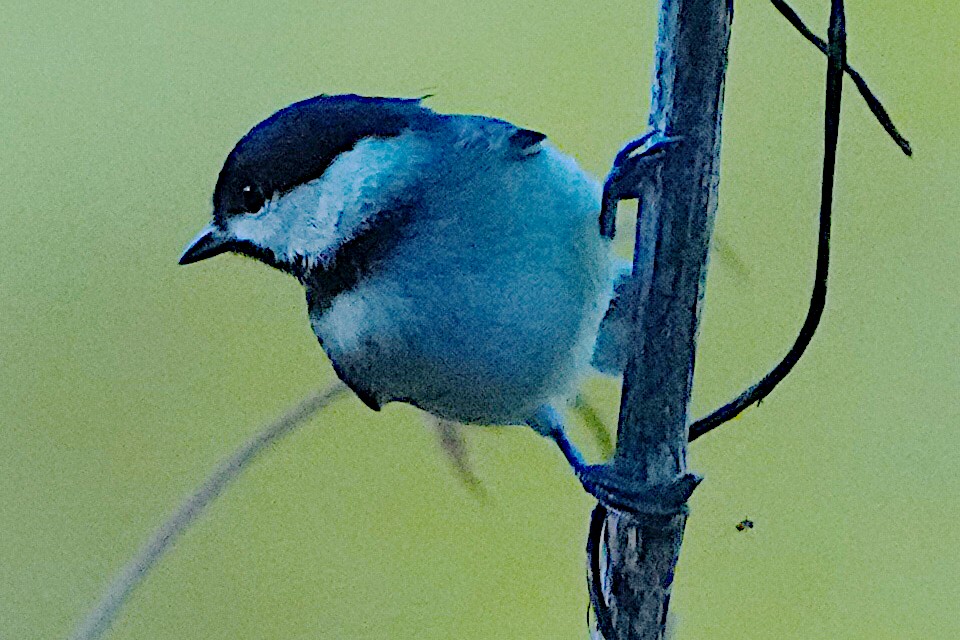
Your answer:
[597,1,732,638]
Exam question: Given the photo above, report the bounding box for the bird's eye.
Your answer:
[241,185,265,212]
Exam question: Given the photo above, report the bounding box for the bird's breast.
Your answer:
[310,144,613,424]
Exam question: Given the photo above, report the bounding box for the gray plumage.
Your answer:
[182,94,623,425]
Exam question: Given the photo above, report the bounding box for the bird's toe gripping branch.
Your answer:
[577,465,701,517]
[600,131,684,239]
[528,405,700,516]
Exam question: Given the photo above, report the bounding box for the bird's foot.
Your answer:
[529,405,700,516]
[600,131,684,238]
[576,464,701,517]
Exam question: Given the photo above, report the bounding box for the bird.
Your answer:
[70,94,691,640]
[179,93,677,506]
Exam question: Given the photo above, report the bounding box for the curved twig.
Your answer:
[69,382,349,640]
[687,0,849,442]
[586,503,615,640]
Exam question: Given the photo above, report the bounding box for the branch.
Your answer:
[590,2,851,637]
[588,0,733,637]
[69,382,348,640]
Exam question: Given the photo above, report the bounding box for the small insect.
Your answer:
[736,517,755,532]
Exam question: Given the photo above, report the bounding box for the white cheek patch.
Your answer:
[227,182,339,269]
[227,131,435,269]
[227,205,281,247]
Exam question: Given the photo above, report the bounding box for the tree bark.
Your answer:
[595,1,732,638]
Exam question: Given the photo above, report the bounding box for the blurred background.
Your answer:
[1,1,957,638]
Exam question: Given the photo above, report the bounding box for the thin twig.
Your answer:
[586,503,615,640]
[426,415,486,498]
[573,394,616,459]
[686,0,849,442]
[771,0,911,155]
[69,382,348,640]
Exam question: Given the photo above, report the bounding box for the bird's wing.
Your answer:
[591,259,633,375]
[445,112,548,162]
[506,127,548,158]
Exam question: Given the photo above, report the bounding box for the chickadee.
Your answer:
[180,94,674,507]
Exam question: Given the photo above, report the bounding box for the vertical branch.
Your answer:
[598,0,732,637]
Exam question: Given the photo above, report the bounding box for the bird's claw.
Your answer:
[577,464,701,517]
[531,404,699,516]
[600,131,684,238]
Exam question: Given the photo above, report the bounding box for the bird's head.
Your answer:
[179,94,434,279]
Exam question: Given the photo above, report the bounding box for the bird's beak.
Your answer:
[179,224,232,265]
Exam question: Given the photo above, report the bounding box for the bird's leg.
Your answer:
[527,405,700,516]
[599,131,683,239]
[527,405,589,470]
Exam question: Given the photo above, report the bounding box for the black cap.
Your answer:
[212,94,437,223]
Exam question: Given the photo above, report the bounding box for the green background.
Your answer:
[2,1,956,638]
